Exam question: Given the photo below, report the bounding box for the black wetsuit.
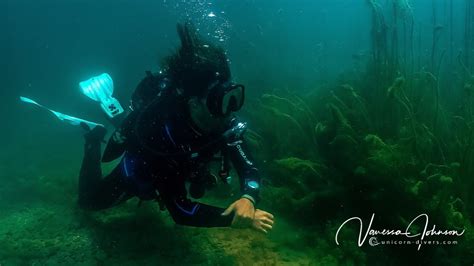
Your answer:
[78,74,260,227]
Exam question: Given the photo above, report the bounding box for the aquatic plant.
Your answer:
[464,0,474,70]
[243,61,474,263]
[243,91,319,161]
[367,0,389,67]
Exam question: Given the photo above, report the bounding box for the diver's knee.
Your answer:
[77,197,101,211]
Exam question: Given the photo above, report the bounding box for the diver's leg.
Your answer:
[78,126,106,202]
[79,166,133,210]
[78,126,132,210]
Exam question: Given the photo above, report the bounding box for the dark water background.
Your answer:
[1,0,473,265]
[2,0,468,138]
[2,0,466,140]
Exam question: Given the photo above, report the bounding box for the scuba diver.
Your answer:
[77,23,274,233]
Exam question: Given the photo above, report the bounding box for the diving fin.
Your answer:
[79,73,124,118]
[20,96,104,130]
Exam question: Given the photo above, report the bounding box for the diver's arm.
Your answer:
[227,141,261,205]
[155,176,233,227]
[160,194,233,227]
[226,143,275,233]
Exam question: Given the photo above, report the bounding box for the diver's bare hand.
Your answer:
[252,209,274,234]
[221,198,255,228]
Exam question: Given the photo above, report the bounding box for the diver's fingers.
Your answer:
[263,213,275,222]
[261,217,274,226]
[263,212,274,220]
[256,212,274,223]
[261,222,273,231]
[259,227,268,234]
[256,209,274,220]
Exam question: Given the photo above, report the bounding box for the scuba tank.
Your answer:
[101,71,170,162]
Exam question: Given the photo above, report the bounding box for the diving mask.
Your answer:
[206,81,245,116]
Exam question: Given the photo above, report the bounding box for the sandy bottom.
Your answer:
[0,134,317,265]
[0,199,315,265]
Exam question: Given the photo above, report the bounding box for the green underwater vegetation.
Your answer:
[243,78,474,264]
[237,1,474,264]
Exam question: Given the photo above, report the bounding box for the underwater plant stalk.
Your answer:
[433,50,446,131]
[431,1,444,73]
[450,0,454,66]
[458,51,472,77]
[401,0,415,92]
[292,95,319,146]
[392,0,399,67]
[367,0,389,69]
[465,0,473,69]
[409,3,415,74]
[461,126,473,171]
[421,124,447,164]
[418,23,422,70]
[431,0,436,71]
[389,76,423,160]
[401,100,422,161]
